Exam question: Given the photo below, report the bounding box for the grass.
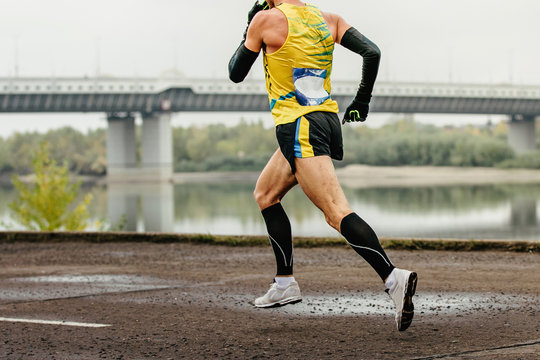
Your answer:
[0,231,538,253]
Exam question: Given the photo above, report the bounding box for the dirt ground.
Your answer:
[0,241,539,359]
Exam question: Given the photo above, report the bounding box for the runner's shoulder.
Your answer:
[250,7,284,29]
[320,11,350,43]
[320,11,344,27]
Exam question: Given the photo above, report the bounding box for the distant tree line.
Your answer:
[0,127,107,175]
[342,119,514,167]
[1,118,539,176]
[172,120,276,171]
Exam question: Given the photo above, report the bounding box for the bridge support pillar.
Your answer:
[508,115,537,154]
[141,112,173,182]
[106,112,173,182]
[106,112,137,181]
[107,183,174,232]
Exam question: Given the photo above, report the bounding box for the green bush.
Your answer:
[496,151,540,169]
[9,143,93,231]
[450,137,514,166]
[173,120,276,172]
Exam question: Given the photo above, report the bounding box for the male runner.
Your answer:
[228,0,418,331]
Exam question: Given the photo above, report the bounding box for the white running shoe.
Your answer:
[254,281,302,308]
[386,268,418,331]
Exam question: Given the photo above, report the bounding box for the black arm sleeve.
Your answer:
[228,41,260,83]
[340,27,381,102]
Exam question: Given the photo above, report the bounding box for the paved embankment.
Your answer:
[0,236,538,359]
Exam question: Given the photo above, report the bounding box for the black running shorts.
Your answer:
[276,111,343,174]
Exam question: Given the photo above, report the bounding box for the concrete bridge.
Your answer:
[1,77,539,181]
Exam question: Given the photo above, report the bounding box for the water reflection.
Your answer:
[1,181,539,241]
[346,185,540,240]
[168,182,540,240]
[107,183,174,232]
[510,197,537,227]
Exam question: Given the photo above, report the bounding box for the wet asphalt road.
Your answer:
[0,242,539,359]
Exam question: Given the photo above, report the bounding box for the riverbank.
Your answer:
[4,165,540,187]
[336,165,540,188]
[173,165,540,187]
[1,231,538,252]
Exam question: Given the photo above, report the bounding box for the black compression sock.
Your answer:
[261,203,293,276]
[340,213,394,281]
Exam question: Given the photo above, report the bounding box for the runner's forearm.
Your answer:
[340,27,381,102]
[228,41,259,83]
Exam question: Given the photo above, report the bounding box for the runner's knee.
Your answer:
[254,187,277,210]
[324,214,340,231]
[324,208,352,231]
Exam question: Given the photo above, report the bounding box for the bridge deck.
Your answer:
[1,78,539,115]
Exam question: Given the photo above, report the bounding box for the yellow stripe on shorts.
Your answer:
[295,116,314,158]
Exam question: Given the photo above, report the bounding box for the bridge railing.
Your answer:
[2,77,540,100]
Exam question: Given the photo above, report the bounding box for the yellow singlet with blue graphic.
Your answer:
[263,3,339,126]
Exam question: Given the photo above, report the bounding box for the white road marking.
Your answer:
[0,317,111,328]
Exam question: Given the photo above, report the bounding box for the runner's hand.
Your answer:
[342,99,369,124]
[243,1,269,39]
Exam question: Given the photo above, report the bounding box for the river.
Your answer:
[2,175,539,241]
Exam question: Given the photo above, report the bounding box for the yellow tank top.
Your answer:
[263,3,339,126]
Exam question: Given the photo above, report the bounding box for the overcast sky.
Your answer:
[0,0,539,135]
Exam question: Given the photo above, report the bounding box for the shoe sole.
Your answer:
[398,272,418,331]
[254,296,302,308]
